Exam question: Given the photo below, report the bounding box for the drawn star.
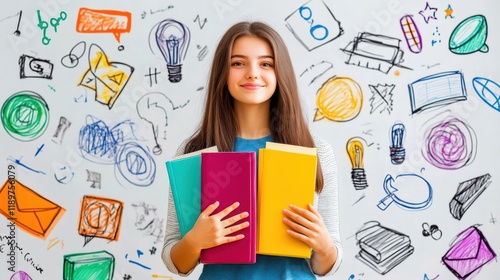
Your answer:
[419,2,438,23]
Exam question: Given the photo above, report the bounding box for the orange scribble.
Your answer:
[78,195,123,242]
[394,70,401,76]
[76,8,131,42]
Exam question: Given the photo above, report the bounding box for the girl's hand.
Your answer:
[282,203,335,256]
[186,201,249,251]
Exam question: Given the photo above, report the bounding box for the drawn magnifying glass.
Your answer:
[377,173,433,211]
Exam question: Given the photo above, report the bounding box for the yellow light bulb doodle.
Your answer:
[346,137,368,190]
[314,76,363,122]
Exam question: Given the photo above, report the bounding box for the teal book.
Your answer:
[63,250,115,280]
[166,146,217,237]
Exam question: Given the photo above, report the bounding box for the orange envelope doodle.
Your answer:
[0,179,65,239]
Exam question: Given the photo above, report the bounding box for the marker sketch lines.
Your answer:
[422,222,442,240]
[0,179,65,239]
[63,251,115,279]
[442,226,496,279]
[78,195,123,246]
[78,115,156,187]
[389,122,406,164]
[52,116,71,145]
[115,142,156,187]
[61,41,86,68]
[368,84,394,114]
[314,76,363,122]
[355,221,414,275]
[449,174,492,220]
[472,77,500,112]
[9,271,32,280]
[419,2,438,24]
[78,44,134,109]
[193,14,207,29]
[346,137,368,190]
[86,170,102,189]
[341,32,411,74]
[299,60,333,85]
[76,8,131,43]
[422,117,477,170]
[400,15,422,54]
[19,55,53,79]
[132,202,164,244]
[378,173,433,211]
[154,19,191,83]
[449,15,488,55]
[136,92,190,155]
[285,0,343,51]
[408,71,467,114]
[1,91,49,142]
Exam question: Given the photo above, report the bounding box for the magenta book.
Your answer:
[200,152,256,264]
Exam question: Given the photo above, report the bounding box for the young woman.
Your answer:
[162,21,343,279]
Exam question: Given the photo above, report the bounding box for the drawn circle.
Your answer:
[1,91,49,141]
[116,142,156,187]
[316,76,363,122]
[118,45,125,51]
[422,118,476,169]
[83,202,111,234]
[61,53,79,68]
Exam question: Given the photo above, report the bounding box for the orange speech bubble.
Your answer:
[76,8,131,43]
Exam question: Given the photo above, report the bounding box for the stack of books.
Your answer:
[165,142,317,264]
[355,221,414,274]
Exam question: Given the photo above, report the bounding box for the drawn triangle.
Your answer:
[108,72,124,85]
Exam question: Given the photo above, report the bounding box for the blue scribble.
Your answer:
[78,115,156,187]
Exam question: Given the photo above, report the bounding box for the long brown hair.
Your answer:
[184,21,324,193]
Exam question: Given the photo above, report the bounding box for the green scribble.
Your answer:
[63,251,115,280]
[449,15,488,54]
[1,91,49,141]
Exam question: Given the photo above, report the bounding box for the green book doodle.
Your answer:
[63,251,115,280]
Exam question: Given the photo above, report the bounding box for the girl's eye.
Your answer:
[262,62,273,67]
[231,61,244,66]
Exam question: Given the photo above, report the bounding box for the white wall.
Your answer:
[1,0,499,279]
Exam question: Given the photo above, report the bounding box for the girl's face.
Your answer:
[227,35,277,108]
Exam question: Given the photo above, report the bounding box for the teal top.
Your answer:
[199,135,316,280]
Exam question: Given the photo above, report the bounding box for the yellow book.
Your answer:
[257,142,317,258]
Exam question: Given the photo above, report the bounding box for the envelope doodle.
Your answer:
[442,226,496,279]
[0,179,65,239]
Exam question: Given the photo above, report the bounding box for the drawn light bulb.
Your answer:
[390,122,406,164]
[346,137,368,190]
[155,19,191,83]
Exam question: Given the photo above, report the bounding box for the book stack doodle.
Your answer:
[355,221,414,275]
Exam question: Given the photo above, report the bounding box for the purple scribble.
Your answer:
[10,271,33,280]
[442,226,496,279]
[422,117,476,169]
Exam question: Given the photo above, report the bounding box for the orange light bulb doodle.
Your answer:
[314,76,363,122]
[346,137,368,190]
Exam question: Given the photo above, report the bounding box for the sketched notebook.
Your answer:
[257,142,317,258]
[165,146,217,237]
[200,152,256,264]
